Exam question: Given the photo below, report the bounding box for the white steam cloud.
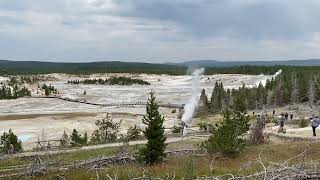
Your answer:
[181,68,205,123]
[273,69,282,78]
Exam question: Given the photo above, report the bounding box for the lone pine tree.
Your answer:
[139,91,167,165]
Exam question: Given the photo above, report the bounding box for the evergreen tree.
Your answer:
[60,130,69,147]
[12,85,18,99]
[200,89,208,106]
[290,78,299,103]
[225,89,231,108]
[266,90,274,108]
[70,129,82,146]
[210,90,215,110]
[125,125,142,141]
[139,91,166,165]
[94,114,121,143]
[82,132,88,145]
[202,109,250,157]
[90,130,102,144]
[233,92,247,113]
[0,129,22,154]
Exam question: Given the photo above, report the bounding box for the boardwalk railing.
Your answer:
[30,95,184,108]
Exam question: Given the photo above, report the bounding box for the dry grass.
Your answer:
[27,140,320,179]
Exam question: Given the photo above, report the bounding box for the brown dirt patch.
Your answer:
[0,112,98,121]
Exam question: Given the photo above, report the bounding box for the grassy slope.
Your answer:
[40,141,317,179]
[1,138,319,179]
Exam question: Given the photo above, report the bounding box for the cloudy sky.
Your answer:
[0,0,320,62]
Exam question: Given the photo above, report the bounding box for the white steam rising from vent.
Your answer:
[181,68,205,123]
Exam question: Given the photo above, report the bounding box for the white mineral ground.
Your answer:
[0,72,300,149]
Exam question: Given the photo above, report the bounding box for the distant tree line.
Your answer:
[202,71,320,112]
[3,59,320,76]
[68,76,150,86]
[0,84,31,100]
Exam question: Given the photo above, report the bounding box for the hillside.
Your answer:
[1,59,320,75]
[172,59,320,67]
[0,60,186,75]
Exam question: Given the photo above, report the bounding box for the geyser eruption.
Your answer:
[273,69,282,78]
[181,68,205,124]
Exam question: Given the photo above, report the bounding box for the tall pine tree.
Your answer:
[139,91,166,165]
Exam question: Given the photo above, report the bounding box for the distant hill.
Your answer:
[0,60,185,75]
[171,59,320,67]
[1,59,320,75]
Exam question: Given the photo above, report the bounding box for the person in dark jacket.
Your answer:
[278,114,286,133]
[290,113,293,120]
[311,116,320,136]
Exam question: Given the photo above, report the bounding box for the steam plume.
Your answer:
[181,68,205,123]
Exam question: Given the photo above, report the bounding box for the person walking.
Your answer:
[290,113,293,120]
[311,116,320,136]
[278,113,286,134]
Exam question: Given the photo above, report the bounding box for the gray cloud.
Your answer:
[113,0,320,40]
[0,0,320,62]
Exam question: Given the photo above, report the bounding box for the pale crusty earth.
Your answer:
[0,73,281,149]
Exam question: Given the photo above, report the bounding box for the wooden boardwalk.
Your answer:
[31,95,184,108]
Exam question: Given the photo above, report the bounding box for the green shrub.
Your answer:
[70,129,88,146]
[172,125,181,133]
[60,130,70,147]
[90,114,121,144]
[299,119,309,128]
[202,110,250,157]
[0,129,23,154]
[125,125,142,141]
[198,122,214,132]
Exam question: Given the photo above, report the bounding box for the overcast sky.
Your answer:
[1,0,320,62]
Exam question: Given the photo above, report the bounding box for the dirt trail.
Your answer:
[1,135,209,160]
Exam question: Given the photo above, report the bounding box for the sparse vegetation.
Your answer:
[41,83,58,96]
[198,122,214,132]
[299,118,310,128]
[60,130,70,147]
[70,129,88,146]
[0,84,31,99]
[0,129,22,154]
[90,114,121,144]
[171,125,182,133]
[124,125,143,141]
[68,76,150,85]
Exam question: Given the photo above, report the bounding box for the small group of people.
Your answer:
[277,112,293,133]
[277,113,320,137]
